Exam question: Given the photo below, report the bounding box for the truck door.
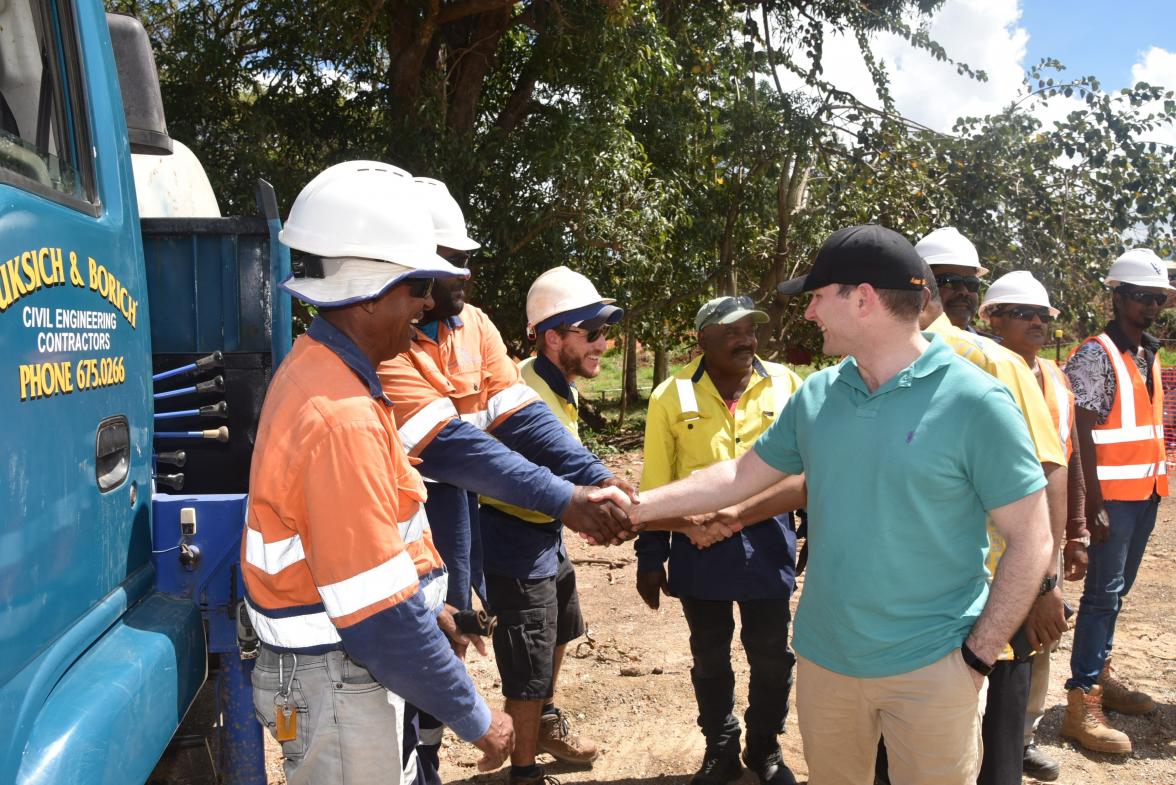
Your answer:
[0,0,155,762]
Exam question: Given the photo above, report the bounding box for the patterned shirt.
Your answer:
[1065,321,1158,425]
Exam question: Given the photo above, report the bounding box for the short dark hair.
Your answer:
[836,283,925,321]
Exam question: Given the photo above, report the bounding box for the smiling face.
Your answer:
[804,283,857,357]
[421,246,471,321]
[371,279,435,359]
[544,324,610,381]
[699,316,759,377]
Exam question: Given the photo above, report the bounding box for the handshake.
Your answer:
[563,477,745,549]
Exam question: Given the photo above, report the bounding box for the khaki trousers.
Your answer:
[797,651,985,785]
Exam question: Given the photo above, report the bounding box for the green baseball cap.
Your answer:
[695,295,769,331]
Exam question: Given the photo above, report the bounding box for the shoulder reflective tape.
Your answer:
[1096,462,1167,480]
[399,397,460,451]
[244,597,342,649]
[486,383,540,423]
[1090,424,1159,444]
[675,378,699,417]
[1094,333,1135,428]
[317,550,417,619]
[1043,362,1071,448]
[245,527,305,575]
[398,505,429,544]
[769,373,792,413]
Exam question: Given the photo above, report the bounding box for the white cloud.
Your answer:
[1130,46,1176,147]
[777,0,1032,133]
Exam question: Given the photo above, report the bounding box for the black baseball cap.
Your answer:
[777,225,928,295]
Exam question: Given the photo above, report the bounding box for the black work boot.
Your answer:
[742,738,798,785]
[689,747,742,785]
[1022,744,1060,782]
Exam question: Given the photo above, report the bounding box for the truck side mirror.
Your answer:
[106,13,173,156]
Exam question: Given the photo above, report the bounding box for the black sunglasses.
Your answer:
[442,250,472,266]
[563,324,612,342]
[401,277,435,299]
[994,305,1054,323]
[935,273,981,293]
[1117,288,1167,306]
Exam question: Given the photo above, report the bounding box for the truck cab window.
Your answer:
[0,0,92,205]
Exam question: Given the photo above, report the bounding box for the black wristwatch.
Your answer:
[961,641,994,677]
[1038,574,1058,596]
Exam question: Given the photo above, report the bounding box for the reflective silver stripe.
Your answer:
[399,397,459,451]
[768,373,792,412]
[1091,424,1159,444]
[402,748,418,785]
[245,527,306,575]
[418,725,444,746]
[317,550,417,619]
[675,378,699,417]
[244,597,341,649]
[419,570,448,613]
[397,505,429,544]
[459,410,491,431]
[486,383,540,423]
[1095,333,1136,428]
[1042,361,1071,450]
[1096,461,1168,481]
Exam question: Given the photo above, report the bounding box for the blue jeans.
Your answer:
[1066,496,1159,691]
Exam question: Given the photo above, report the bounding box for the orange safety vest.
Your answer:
[1039,358,1074,462]
[1087,333,1169,500]
[378,306,539,455]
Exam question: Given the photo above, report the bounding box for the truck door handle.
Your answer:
[96,416,131,491]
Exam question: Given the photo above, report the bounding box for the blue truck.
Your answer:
[1,3,287,782]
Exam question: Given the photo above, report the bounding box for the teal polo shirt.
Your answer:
[753,334,1046,678]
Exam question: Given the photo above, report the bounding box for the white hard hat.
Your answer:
[979,271,1059,317]
[526,266,622,339]
[1105,248,1175,291]
[915,227,989,276]
[278,161,469,307]
[413,177,480,251]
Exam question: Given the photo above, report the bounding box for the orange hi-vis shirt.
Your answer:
[1085,333,1169,501]
[242,328,444,652]
[378,306,540,456]
[1039,358,1074,462]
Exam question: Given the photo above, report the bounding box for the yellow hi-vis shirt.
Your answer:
[481,356,577,523]
[927,314,1063,661]
[641,356,804,491]
[927,314,1064,467]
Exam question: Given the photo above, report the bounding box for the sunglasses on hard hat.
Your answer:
[934,273,981,293]
[993,305,1053,323]
[563,324,612,342]
[401,277,435,299]
[712,295,756,319]
[1117,288,1167,306]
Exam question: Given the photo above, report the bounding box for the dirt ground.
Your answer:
[264,451,1176,785]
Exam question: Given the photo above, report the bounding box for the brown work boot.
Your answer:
[1060,686,1132,754]
[1098,658,1156,714]
[538,708,599,765]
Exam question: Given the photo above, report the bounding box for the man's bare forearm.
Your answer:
[965,488,1052,663]
[1042,463,1066,574]
[728,475,807,527]
[633,450,783,527]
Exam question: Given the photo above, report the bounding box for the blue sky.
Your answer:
[779,0,1176,136]
[1020,0,1175,89]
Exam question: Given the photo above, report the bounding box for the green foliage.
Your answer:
[114,0,1176,372]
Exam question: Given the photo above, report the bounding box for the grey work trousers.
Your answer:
[253,646,410,785]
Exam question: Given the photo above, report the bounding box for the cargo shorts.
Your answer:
[484,554,585,700]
